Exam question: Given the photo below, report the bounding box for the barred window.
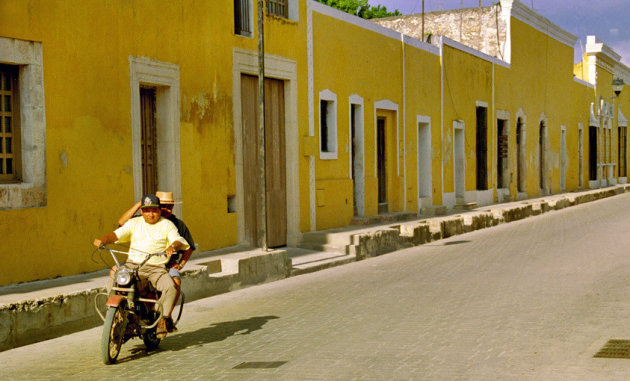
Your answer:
[0,65,20,183]
[235,0,252,36]
[266,0,288,18]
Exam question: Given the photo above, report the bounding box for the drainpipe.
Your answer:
[421,0,425,41]
[401,33,407,212]
[257,0,268,250]
[439,36,445,205]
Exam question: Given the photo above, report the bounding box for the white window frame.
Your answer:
[319,89,337,160]
[235,0,254,38]
[0,37,46,209]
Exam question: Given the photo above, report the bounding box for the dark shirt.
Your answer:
[167,214,195,255]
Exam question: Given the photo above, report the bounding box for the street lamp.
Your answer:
[613,78,625,97]
[596,77,625,188]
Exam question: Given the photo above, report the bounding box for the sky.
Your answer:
[368,0,630,66]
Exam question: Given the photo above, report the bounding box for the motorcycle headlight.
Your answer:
[115,268,131,286]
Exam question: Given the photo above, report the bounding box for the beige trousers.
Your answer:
[109,262,177,317]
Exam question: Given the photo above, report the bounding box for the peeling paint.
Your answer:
[59,150,68,169]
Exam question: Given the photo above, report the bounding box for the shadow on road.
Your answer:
[162,315,279,352]
[112,315,280,363]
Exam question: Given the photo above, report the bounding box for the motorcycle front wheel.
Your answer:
[101,305,126,364]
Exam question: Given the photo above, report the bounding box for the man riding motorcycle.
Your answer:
[93,193,190,338]
[117,191,196,330]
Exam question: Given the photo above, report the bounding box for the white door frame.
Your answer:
[454,120,465,199]
[417,115,432,211]
[232,48,300,246]
[349,95,365,217]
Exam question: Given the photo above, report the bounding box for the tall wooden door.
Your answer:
[140,87,158,195]
[240,74,287,248]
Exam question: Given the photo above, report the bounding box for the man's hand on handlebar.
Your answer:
[93,232,119,249]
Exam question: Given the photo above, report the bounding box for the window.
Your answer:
[129,56,182,212]
[619,126,627,177]
[589,126,598,181]
[476,106,488,190]
[319,90,337,159]
[235,0,252,36]
[0,65,20,183]
[496,119,508,189]
[267,0,288,18]
[0,38,46,209]
[140,87,158,194]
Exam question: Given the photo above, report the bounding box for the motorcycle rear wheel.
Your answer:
[142,329,161,350]
[101,305,126,364]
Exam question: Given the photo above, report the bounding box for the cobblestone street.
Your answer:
[4,194,630,380]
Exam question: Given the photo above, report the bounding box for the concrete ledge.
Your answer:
[0,248,290,352]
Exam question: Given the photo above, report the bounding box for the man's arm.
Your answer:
[172,248,194,270]
[118,201,141,227]
[166,240,183,255]
[93,232,119,248]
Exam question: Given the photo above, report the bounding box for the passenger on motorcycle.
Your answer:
[117,191,195,330]
[93,193,190,339]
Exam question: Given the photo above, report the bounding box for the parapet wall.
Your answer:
[374,6,506,59]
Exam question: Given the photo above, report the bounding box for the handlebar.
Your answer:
[98,245,167,268]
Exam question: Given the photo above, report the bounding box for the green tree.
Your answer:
[315,0,401,19]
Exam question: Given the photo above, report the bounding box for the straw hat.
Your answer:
[155,191,181,205]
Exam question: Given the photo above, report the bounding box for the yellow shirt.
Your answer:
[114,217,190,265]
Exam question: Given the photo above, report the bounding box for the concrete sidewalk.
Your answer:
[2,184,630,351]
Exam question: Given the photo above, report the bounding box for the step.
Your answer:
[291,252,356,276]
[351,212,417,225]
[453,202,477,211]
[298,242,350,254]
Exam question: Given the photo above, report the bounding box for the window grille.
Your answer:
[235,0,252,36]
[140,87,158,195]
[0,65,20,182]
[266,0,288,18]
[619,126,627,177]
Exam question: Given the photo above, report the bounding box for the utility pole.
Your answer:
[257,0,268,251]
[421,0,424,42]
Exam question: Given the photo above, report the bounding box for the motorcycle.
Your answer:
[95,246,184,364]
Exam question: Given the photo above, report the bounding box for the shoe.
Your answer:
[165,317,178,333]
[156,318,168,339]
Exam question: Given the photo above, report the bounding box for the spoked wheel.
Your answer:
[101,305,126,364]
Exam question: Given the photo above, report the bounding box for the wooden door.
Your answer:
[240,75,287,248]
[140,87,158,195]
[241,75,259,246]
[351,105,358,216]
[264,78,287,247]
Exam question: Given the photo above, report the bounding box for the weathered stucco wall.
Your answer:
[373,6,507,59]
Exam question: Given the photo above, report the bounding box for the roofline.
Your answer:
[501,0,577,48]
[309,0,439,56]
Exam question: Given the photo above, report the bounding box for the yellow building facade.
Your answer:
[1,0,628,285]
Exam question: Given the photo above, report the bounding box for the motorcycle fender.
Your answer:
[106,294,125,308]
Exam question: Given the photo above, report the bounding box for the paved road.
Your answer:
[4,194,630,380]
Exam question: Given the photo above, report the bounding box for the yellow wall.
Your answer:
[442,45,493,195]
[1,0,622,285]
[495,17,591,198]
[311,10,441,229]
[0,0,308,285]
